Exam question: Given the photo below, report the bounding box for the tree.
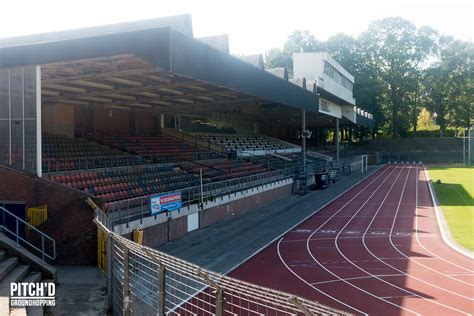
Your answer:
[424,37,473,135]
[417,107,436,130]
[358,18,436,137]
[265,48,286,69]
[264,30,323,76]
[325,33,385,135]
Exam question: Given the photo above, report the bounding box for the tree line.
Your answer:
[265,17,473,138]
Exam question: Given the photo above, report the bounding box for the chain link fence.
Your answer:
[94,213,351,316]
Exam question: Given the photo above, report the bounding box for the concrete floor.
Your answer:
[47,265,108,316]
[158,166,379,274]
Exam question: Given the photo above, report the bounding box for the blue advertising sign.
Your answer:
[150,192,182,215]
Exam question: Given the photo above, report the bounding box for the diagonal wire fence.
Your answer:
[94,209,352,316]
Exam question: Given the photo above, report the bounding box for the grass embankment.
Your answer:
[427,166,473,251]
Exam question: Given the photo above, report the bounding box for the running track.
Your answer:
[230,164,474,315]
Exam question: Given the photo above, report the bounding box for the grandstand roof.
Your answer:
[0,16,373,128]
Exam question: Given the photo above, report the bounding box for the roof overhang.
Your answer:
[0,26,320,115]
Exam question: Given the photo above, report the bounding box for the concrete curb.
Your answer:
[424,166,474,259]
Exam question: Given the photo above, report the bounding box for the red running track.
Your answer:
[230,164,474,315]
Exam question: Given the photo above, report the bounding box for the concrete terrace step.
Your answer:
[22,271,42,283]
[0,264,30,295]
[0,249,6,261]
[0,257,19,280]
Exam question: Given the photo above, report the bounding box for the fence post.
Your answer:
[106,234,113,311]
[158,264,166,316]
[41,237,45,261]
[142,248,167,316]
[197,270,224,316]
[288,296,313,316]
[216,287,224,316]
[123,247,131,316]
[15,218,19,245]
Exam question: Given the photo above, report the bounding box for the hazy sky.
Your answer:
[1,0,472,55]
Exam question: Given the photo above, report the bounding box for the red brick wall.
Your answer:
[135,215,188,249]
[0,166,96,264]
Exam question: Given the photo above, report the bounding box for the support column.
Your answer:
[36,65,42,178]
[302,109,307,193]
[336,118,340,165]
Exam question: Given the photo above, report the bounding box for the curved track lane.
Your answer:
[230,164,474,315]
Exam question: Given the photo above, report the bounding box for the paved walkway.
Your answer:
[158,166,379,274]
[47,265,108,316]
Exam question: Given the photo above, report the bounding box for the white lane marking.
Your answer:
[277,238,368,316]
[308,166,422,315]
[303,166,420,315]
[361,165,474,311]
[276,166,393,316]
[381,295,418,299]
[227,163,382,275]
[311,274,406,285]
[389,165,474,286]
[380,165,474,288]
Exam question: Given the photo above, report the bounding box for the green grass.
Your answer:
[427,166,473,251]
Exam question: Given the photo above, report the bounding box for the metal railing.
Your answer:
[94,212,351,315]
[42,155,147,173]
[103,161,329,227]
[0,206,56,261]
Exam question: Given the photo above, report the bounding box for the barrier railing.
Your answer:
[0,206,56,261]
[93,212,351,315]
[42,155,147,173]
[104,161,329,227]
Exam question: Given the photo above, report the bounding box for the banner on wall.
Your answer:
[150,192,182,215]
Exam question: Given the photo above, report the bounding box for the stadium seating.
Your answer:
[42,134,139,172]
[91,133,221,162]
[182,158,268,181]
[40,133,287,206]
[200,134,294,152]
[45,165,200,203]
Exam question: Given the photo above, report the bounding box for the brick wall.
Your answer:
[0,166,96,264]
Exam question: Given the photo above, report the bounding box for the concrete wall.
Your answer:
[94,107,129,133]
[119,180,293,249]
[42,103,75,137]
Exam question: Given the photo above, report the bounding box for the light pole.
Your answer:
[298,109,312,194]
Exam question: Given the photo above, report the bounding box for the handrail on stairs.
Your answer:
[0,206,56,261]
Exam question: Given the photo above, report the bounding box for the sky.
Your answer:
[1,0,472,55]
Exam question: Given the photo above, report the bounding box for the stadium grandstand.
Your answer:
[0,14,376,315]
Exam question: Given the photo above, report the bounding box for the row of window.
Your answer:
[323,61,353,91]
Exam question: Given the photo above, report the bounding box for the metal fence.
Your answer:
[105,162,329,228]
[376,150,464,164]
[42,155,148,173]
[94,214,351,316]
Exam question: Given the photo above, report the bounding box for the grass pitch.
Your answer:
[427,166,473,251]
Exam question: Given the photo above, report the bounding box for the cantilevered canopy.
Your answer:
[0,26,323,119]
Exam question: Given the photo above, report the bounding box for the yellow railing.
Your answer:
[27,205,47,236]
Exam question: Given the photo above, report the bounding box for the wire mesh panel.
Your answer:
[103,228,352,316]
